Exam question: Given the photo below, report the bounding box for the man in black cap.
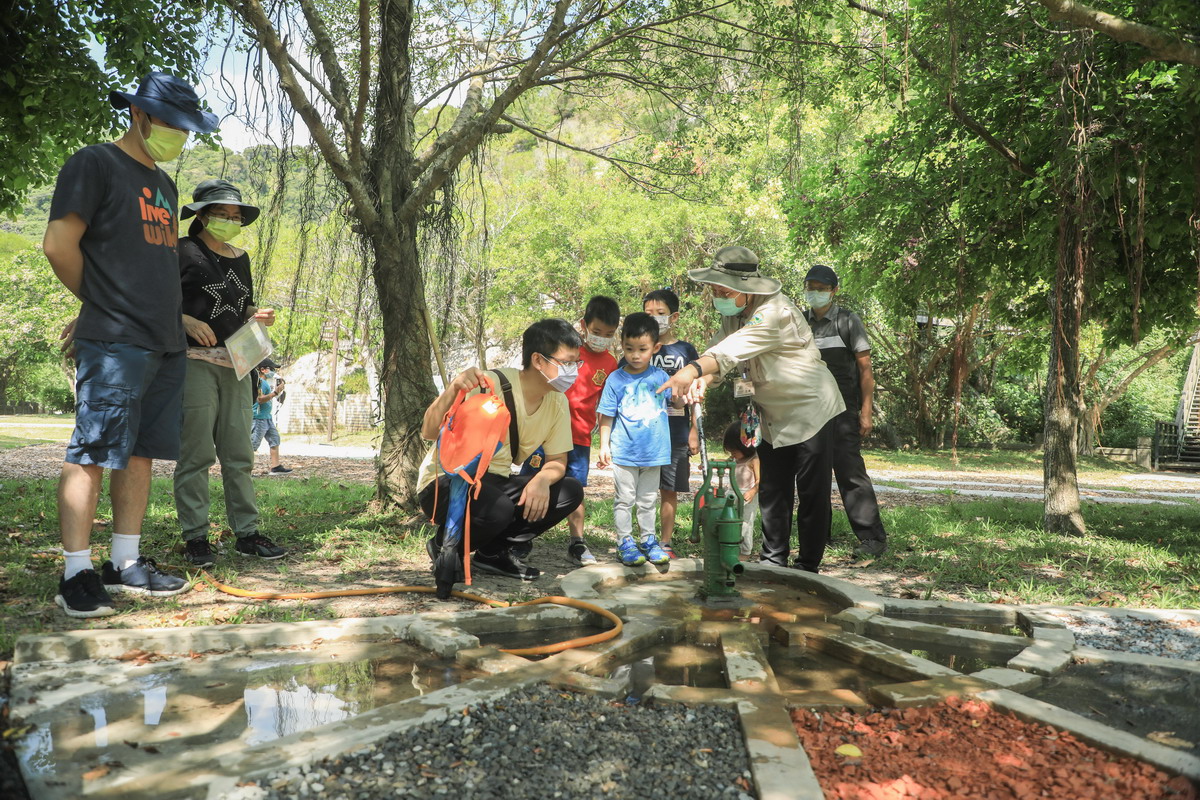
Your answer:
[43,71,218,618]
[802,264,888,558]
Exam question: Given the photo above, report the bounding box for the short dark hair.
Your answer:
[584,295,620,326]
[723,422,755,458]
[522,318,583,367]
[643,288,680,314]
[621,311,660,344]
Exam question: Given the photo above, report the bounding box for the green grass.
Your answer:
[0,414,73,447]
[0,475,420,657]
[3,465,1195,658]
[822,499,1200,608]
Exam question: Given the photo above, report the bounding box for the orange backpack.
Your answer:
[433,376,511,585]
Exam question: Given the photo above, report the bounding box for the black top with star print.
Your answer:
[178,235,255,347]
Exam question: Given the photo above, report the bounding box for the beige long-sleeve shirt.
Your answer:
[705,292,844,448]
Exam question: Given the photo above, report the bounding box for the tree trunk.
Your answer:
[372,233,437,508]
[1043,229,1086,536]
[369,0,437,510]
[1044,168,1089,534]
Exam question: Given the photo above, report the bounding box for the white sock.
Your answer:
[110,533,141,570]
[63,549,94,580]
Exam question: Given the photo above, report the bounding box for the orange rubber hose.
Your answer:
[194,572,622,656]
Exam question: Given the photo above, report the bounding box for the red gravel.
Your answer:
[791,697,1197,800]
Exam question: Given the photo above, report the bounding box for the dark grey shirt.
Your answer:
[804,305,871,412]
[49,143,186,352]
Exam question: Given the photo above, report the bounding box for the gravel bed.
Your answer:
[1044,610,1200,661]
[222,685,756,800]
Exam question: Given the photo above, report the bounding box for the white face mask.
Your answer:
[651,314,671,333]
[541,356,578,392]
[805,290,833,308]
[585,333,613,351]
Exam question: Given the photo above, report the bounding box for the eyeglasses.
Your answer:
[541,353,584,370]
[207,210,244,223]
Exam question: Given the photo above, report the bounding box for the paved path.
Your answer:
[871,470,1200,506]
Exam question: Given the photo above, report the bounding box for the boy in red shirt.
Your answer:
[517,296,620,566]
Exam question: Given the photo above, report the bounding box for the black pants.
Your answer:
[832,410,887,544]
[757,417,835,571]
[418,473,583,555]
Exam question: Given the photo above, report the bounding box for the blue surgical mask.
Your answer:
[713,297,743,317]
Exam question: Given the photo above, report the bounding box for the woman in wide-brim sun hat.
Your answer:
[173,179,288,568]
[659,245,845,573]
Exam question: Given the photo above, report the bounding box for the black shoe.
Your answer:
[269,465,293,475]
[854,539,887,558]
[567,539,597,566]
[102,557,190,597]
[509,540,533,560]
[55,569,116,618]
[184,538,216,568]
[235,533,287,559]
[472,549,541,581]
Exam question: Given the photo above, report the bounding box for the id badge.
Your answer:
[733,377,755,398]
[666,405,685,417]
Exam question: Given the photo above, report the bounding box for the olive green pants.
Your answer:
[173,359,259,541]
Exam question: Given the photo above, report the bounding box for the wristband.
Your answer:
[686,359,704,380]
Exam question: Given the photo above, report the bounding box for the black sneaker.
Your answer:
[55,569,116,618]
[509,540,533,560]
[567,539,597,566]
[102,557,190,597]
[184,538,216,568]
[269,465,293,476]
[472,549,540,581]
[854,538,887,558]
[235,533,287,560]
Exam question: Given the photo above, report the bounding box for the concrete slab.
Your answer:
[969,667,1044,692]
[807,631,961,682]
[1008,643,1073,676]
[869,675,1000,707]
[865,616,1031,661]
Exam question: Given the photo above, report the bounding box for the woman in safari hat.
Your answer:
[173,179,287,568]
[658,246,844,573]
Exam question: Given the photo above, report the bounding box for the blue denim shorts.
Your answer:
[519,443,592,486]
[251,417,281,450]
[66,339,185,469]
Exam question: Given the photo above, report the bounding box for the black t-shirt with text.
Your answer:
[48,143,186,351]
[178,236,255,347]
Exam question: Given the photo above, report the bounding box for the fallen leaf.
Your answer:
[82,765,111,781]
[1147,731,1193,748]
[835,743,863,757]
[116,649,149,662]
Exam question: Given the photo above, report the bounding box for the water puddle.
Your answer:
[903,647,1010,673]
[17,641,483,781]
[604,642,727,697]
[768,642,894,697]
[475,625,608,654]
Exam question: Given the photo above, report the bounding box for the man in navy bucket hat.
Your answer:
[42,72,218,618]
